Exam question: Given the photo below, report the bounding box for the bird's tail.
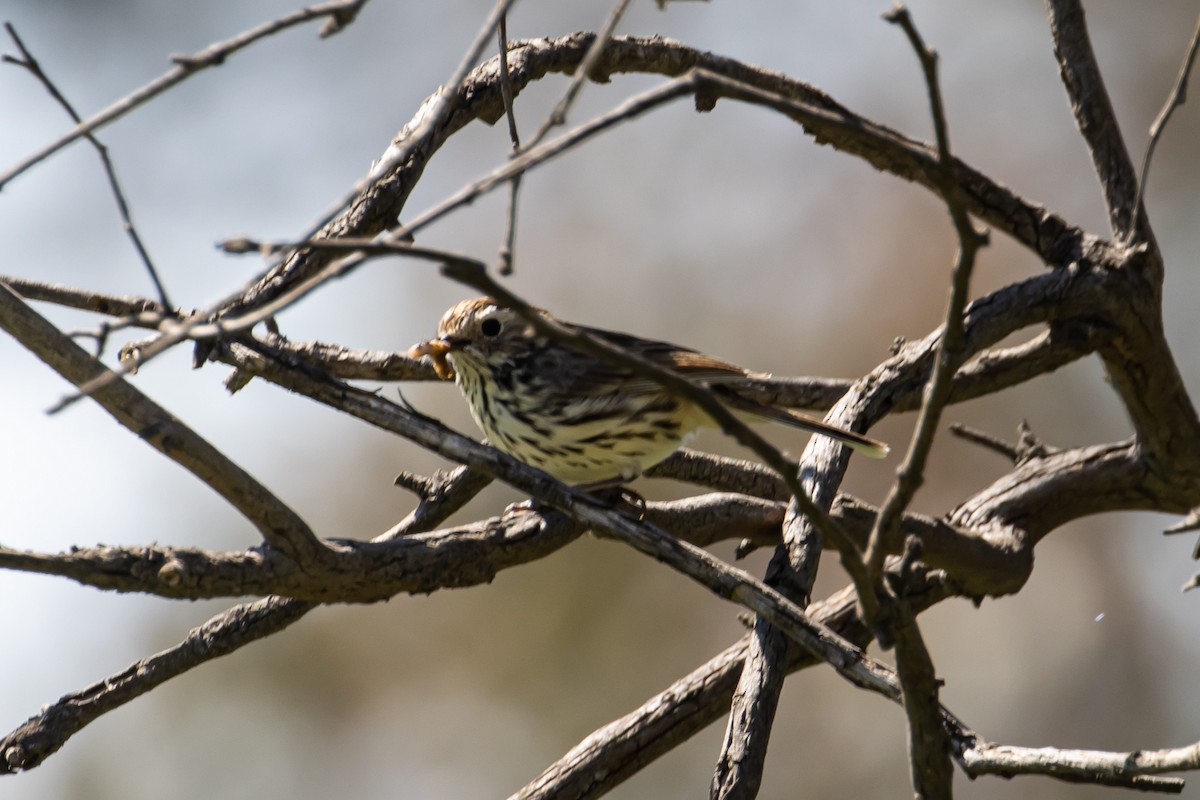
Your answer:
[718,390,890,459]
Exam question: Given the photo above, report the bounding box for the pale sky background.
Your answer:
[3,1,1200,798]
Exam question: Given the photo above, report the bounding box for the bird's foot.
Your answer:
[503,485,646,521]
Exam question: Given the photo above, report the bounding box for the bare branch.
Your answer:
[1045,0,1144,241]
[496,14,521,275]
[0,0,368,190]
[948,439,1185,541]
[516,571,953,800]
[0,283,323,560]
[377,465,494,541]
[1132,14,1200,240]
[712,506,819,799]
[647,449,788,501]
[257,335,440,381]
[959,738,1194,793]
[949,422,1021,461]
[2,276,167,319]
[292,0,520,246]
[643,494,786,549]
[3,23,171,307]
[526,0,633,147]
[868,2,989,609]
[0,508,589,603]
[832,495,1031,599]
[219,31,1094,343]
[888,538,952,800]
[0,404,507,776]
[0,596,314,774]
[871,8,979,794]
[1,274,438,380]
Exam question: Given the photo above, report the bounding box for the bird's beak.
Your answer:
[408,337,457,380]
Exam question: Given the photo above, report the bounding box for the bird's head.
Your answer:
[408,297,540,380]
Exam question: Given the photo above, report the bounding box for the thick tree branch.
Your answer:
[0,510,587,603]
[711,504,819,800]
[950,438,1198,539]
[32,29,1111,405]
[5,273,1108,413]
[1045,0,1146,242]
[515,571,953,800]
[215,32,1093,339]
[0,453,517,776]
[6,11,1200,795]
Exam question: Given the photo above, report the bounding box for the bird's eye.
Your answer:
[480,318,502,337]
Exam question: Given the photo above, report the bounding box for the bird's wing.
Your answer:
[567,324,747,395]
[566,324,889,458]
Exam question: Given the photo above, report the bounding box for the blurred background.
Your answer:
[2,1,1199,797]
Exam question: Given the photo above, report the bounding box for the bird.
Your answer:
[409,297,888,487]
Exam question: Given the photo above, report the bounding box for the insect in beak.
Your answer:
[408,337,456,380]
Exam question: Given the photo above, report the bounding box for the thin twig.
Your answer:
[1130,14,1200,240]
[0,276,167,318]
[526,0,633,148]
[3,23,172,308]
[0,0,368,190]
[291,0,520,248]
[949,423,1021,462]
[50,70,704,412]
[496,14,522,275]
[377,465,494,541]
[870,7,987,796]
[867,4,989,620]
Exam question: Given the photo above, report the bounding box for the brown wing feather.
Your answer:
[570,324,889,458]
[570,324,748,394]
